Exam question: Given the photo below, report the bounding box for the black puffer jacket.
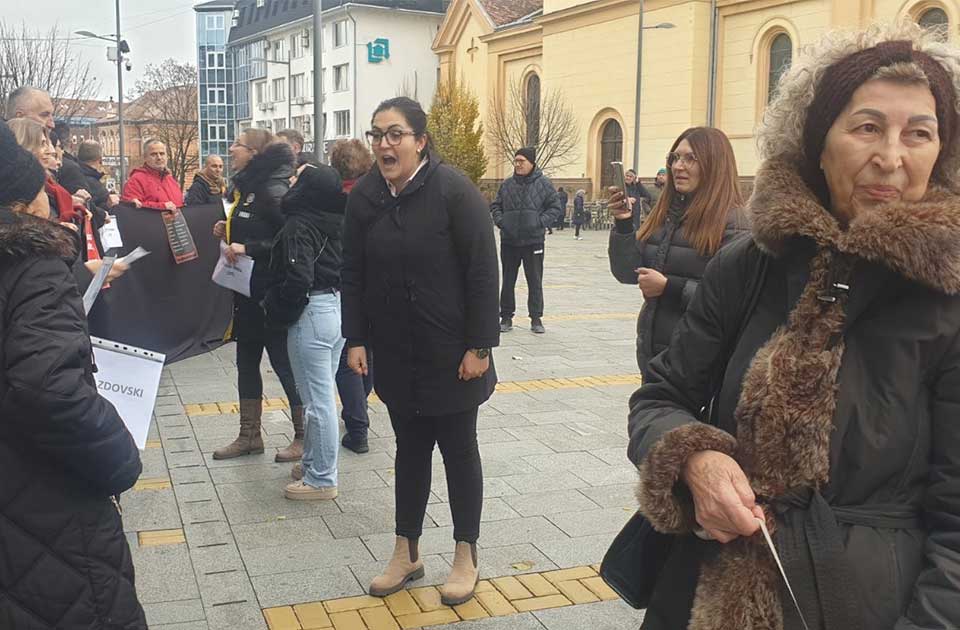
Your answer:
[490,169,563,247]
[226,142,295,300]
[609,193,746,376]
[265,164,347,328]
[0,208,145,630]
[628,160,960,630]
[342,152,500,416]
[79,161,112,209]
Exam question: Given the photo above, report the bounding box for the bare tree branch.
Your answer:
[130,59,198,188]
[0,21,101,120]
[488,79,580,175]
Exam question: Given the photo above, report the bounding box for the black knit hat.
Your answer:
[0,120,46,208]
[515,147,537,168]
[802,40,958,202]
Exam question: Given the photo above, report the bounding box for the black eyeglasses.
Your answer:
[666,151,698,167]
[365,128,417,147]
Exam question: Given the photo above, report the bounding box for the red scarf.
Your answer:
[46,177,81,223]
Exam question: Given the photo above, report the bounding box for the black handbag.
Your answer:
[600,249,769,609]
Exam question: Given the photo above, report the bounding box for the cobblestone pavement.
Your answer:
[128,226,648,629]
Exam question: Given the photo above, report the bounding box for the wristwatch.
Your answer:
[469,348,490,359]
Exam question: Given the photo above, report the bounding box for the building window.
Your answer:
[256,119,272,130]
[293,114,312,136]
[291,74,305,100]
[206,14,225,30]
[272,77,286,102]
[919,7,949,42]
[599,119,623,189]
[334,110,350,136]
[767,33,792,103]
[256,0,265,8]
[334,20,348,48]
[524,74,541,147]
[333,64,349,92]
[208,88,226,104]
[271,38,286,61]
[273,117,286,131]
[207,52,225,69]
[290,31,308,59]
[255,81,267,103]
[208,124,227,141]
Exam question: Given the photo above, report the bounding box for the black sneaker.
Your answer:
[531,318,546,334]
[500,317,513,333]
[341,433,369,454]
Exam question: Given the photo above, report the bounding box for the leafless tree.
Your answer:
[0,22,101,120]
[131,59,199,188]
[488,79,580,174]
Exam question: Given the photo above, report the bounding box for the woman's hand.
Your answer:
[84,259,129,282]
[348,346,369,376]
[682,450,764,543]
[224,242,245,264]
[636,267,667,298]
[607,186,633,220]
[458,351,490,381]
[213,220,227,239]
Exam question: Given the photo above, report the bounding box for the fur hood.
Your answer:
[231,142,295,193]
[0,209,76,262]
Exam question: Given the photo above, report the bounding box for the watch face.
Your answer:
[473,348,489,359]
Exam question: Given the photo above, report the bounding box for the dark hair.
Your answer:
[626,169,636,176]
[371,97,433,156]
[77,140,102,163]
[276,128,305,148]
[52,121,71,147]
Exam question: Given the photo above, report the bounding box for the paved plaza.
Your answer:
[128,226,648,630]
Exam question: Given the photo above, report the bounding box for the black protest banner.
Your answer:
[88,203,233,364]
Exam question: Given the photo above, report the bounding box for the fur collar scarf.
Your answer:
[0,209,76,262]
[636,158,960,630]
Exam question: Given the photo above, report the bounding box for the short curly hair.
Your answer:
[329,139,374,180]
[757,21,960,191]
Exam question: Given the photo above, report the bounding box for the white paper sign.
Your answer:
[99,215,123,250]
[212,240,254,297]
[90,337,165,450]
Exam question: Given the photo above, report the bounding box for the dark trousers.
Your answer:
[234,295,302,406]
[575,224,582,237]
[335,345,373,438]
[499,243,545,319]
[390,407,482,543]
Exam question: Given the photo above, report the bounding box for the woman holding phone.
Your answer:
[608,127,746,379]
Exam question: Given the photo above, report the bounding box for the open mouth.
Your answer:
[381,155,398,168]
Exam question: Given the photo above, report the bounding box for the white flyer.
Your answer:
[99,215,123,250]
[757,518,810,630]
[211,240,254,297]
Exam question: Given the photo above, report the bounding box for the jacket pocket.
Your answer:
[500,209,542,241]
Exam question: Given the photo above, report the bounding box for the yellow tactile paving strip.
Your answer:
[262,565,619,630]
[138,528,186,547]
[133,477,173,491]
[182,374,642,416]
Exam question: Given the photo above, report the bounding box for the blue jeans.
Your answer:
[287,292,345,488]
[336,345,373,439]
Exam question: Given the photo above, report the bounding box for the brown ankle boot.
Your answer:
[368,536,425,597]
[212,399,265,460]
[275,405,305,462]
[440,542,479,606]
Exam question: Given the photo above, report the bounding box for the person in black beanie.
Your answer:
[0,119,147,629]
[490,147,563,334]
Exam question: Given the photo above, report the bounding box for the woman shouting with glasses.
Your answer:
[341,97,499,606]
[607,127,747,379]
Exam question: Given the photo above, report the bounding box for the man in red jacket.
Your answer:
[121,139,184,210]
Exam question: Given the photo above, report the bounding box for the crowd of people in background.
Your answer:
[3,19,960,630]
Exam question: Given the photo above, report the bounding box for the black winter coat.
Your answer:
[628,160,960,630]
[573,195,586,226]
[609,194,745,377]
[342,153,500,416]
[265,164,347,328]
[0,209,145,630]
[490,169,563,247]
[79,162,112,209]
[185,173,224,206]
[227,142,295,300]
[57,152,89,197]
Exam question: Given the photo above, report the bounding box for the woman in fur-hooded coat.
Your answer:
[627,24,960,630]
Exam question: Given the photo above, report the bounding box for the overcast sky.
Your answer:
[5,1,199,100]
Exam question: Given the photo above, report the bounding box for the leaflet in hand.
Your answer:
[119,246,151,266]
[212,241,254,297]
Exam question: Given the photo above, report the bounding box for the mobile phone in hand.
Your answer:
[611,161,631,210]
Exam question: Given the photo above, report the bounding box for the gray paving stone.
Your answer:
[520,408,606,426]
[202,450,282,469]
[121,488,182,533]
[573,466,638,487]
[501,471,589,495]
[479,456,540,478]
[443,543,557,578]
[503,490,601,517]
[191,540,246,575]
[534,533,615,568]
[173,481,219,504]
[333,485,395,513]
[427,612,545,629]
[477,413,534,429]
[195,569,257,607]
[426,497,521,526]
[545,507,634,538]
[232,516,333,551]
[222,494,342,525]
[588,447,633,467]
[476,428,521,444]
[179,499,228,526]
[361,525,456,562]
[209,462,293,484]
[202,601,266,630]
[338,450,394,472]
[323,507,400,539]
[477,516,570,549]
[216,479,290,504]
[504,425,626,453]
[152,623,209,630]
[143,599,205,626]
[251,565,364,608]
[131,544,200,604]
[139,447,169,478]
[349,553,452,590]
[576,483,637,509]
[534,600,643,629]
[338,469,390,492]
[183,521,234,547]
[241,537,373,576]
[522,452,609,473]
[428,472,519,501]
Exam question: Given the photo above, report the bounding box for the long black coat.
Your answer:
[341,153,500,416]
[227,142,294,301]
[609,194,745,377]
[0,209,145,629]
[628,160,960,630]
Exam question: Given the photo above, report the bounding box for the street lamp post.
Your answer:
[313,0,324,162]
[251,56,292,130]
[633,8,675,173]
[77,0,129,187]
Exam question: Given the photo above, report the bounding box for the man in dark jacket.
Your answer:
[625,168,653,230]
[77,140,119,210]
[0,120,146,629]
[490,147,562,334]
[185,154,226,205]
[556,186,568,231]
